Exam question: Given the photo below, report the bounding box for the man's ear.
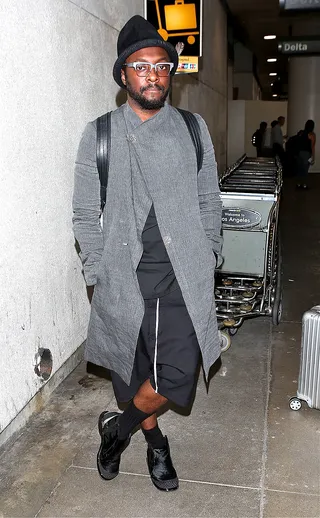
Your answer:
[121,69,126,86]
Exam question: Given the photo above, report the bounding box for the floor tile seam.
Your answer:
[259,321,273,518]
[35,453,90,517]
[69,465,261,491]
[265,487,320,498]
[34,477,65,518]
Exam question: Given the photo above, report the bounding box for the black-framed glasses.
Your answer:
[123,62,174,77]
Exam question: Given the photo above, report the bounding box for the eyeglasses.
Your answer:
[123,62,174,77]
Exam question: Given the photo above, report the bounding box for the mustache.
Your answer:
[140,84,165,93]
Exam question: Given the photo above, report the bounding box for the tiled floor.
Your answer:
[0,176,320,517]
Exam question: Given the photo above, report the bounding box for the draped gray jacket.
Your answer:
[73,103,223,384]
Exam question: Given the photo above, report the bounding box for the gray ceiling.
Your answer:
[226,0,320,98]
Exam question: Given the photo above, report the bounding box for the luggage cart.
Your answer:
[217,155,283,352]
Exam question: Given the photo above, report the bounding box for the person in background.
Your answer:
[262,122,273,156]
[252,121,267,157]
[271,116,286,164]
[296,119,316,189]
[285,129,303,177]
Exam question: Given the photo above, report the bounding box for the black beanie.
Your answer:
[113,15,179,89]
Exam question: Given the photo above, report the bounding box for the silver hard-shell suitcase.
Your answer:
[290,306,320,411]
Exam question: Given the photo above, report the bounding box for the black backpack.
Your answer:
[286,131,303,156]
[251,130,259,147]
[96,108,204,211]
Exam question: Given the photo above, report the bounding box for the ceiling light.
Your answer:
[264,35,276,40]
[269,72,277,76]
[267,58,277,62]
[272,94,278,97]
[271,83,274,86]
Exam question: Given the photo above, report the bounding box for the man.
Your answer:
[272,115,286,164]
[73,15,223,492]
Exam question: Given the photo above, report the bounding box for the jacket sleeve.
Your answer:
[194,114,223,267]
[72,120,104,286]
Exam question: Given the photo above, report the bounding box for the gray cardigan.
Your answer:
[73,103,223,384]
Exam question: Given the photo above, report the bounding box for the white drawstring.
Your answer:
[153,298,160,393]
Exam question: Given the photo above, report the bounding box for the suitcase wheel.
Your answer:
[289,397,302,411]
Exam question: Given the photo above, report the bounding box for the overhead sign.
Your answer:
[278,39,320,54]
[222,208,262,229]
[279,0,320,10]
[145,0,203,73]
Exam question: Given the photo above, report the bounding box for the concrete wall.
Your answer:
[227,100,288,165]
[0,0,144,437]
[0,0,228,439]
[172,0,228,172]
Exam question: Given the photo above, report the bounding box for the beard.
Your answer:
[125,75,171,110]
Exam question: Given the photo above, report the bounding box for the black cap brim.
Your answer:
[113,39,179,89]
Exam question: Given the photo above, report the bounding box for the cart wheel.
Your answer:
[229,327,238,336]
[220,331,231,353]
[272,297,283,325]
[289,397,302,411]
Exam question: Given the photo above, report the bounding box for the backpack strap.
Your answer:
[176,108,204,173]
[96,111,111,211]
[96,108,204,212]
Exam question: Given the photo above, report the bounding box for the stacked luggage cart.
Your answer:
[217,155,283,351]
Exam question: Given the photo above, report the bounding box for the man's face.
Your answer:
[279,117,285,126]
[121,47,172,110]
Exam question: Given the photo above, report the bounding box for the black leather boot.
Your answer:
[147,436,179,491]
[97,411,131,480]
